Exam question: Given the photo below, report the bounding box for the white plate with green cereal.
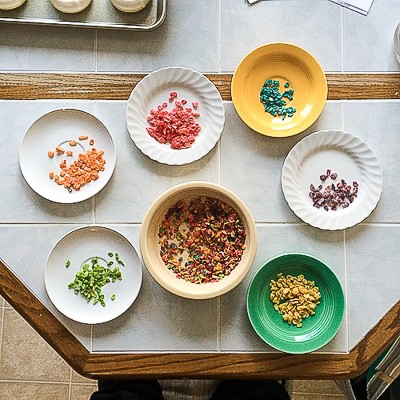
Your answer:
[45,225,142,324]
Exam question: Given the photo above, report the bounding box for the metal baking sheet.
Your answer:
[0,0,167,30]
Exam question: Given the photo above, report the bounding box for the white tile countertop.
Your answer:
[0,0,399,359]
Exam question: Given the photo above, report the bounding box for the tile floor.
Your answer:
[0,296,347,400]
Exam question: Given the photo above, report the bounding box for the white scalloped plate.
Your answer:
[281,130,383,230]
[45,225,143,324]
[19,109,116,204]
[126,66,225,165]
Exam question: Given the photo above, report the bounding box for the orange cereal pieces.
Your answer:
[48,134,104,193]
[49,148,106,192]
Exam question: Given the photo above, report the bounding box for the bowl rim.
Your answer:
[140,181,258,299]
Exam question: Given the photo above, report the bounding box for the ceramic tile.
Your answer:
[220,0,342,72]
[292,380,343,394]
[93,271,219,351]
[346,225,400,349]
[0,225,92,350]
[0,383,69,400]
[92,224,218,352]
[0,100,95,223]
[0,307,3,354]
[291,394,346,400]
[343,100,400,223]
[97,0,219,72]
[344,0,400,72]
[71,370,97,384]
[0,308,70,381]
[220,101,343,223]
[220,224,348,353]
[0,24,95,72]
[71,384,97,400]
[94,101,220,223]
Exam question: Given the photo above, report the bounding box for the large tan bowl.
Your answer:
[140,181,258,299]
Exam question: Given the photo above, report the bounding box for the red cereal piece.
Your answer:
[192,101,199,108]
[145,95,202,150]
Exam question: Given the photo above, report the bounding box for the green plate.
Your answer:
[246,253,345,354]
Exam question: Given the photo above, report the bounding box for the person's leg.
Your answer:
[350,374,368,400]
[90,380,164,400]
[209,380,291,400]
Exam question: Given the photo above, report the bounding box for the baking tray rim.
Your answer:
[0,0,167,31]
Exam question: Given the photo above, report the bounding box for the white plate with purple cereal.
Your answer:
[281,130,383,230]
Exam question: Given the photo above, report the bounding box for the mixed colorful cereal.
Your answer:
[269,273,321,328]
[260,79,296,120]
[48,136,105,193]
[146,91,201,150]
[309,169,359,211]
[158,196,247,284]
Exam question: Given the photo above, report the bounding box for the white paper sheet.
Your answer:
[329,0,374,15]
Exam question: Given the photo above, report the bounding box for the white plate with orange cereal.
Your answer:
[19,109,116,203]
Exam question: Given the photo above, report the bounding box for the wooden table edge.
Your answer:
[1,72,399,378]
[0,258,399,380]
[0,72,399,100]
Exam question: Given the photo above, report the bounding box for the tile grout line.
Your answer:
[0,379,94,385]
[93,101,98,225]
[341,7,345,73]
[218,0,221,73]
[343,229,350,352]
[95,29,98,73]
[90,324,94,353]
[68,367,73,400]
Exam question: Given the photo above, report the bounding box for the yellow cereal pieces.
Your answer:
[269,273,321,327]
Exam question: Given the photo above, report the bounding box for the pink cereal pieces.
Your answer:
[146,92,201,150]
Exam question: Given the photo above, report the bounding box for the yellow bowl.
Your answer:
[140,181,257,299]
[231,43,327,137]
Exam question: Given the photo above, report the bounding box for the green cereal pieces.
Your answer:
[260,79,297,120]
[67,252,124,307]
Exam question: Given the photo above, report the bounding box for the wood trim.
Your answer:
[1,259,399,379]
[0,73,399,101]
